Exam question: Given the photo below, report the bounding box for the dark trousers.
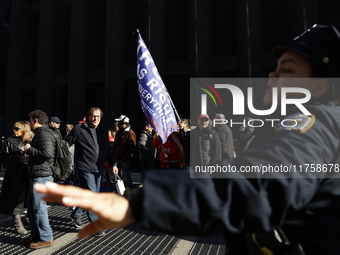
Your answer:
[117,160,132,188]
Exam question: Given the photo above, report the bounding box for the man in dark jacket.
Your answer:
[64,106,117,237]
[23,109,55,249]
[138,121,155,175]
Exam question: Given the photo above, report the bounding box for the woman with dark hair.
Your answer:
[0,121,33,235]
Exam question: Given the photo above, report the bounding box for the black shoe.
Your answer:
[95,230,105,237]
[69,214,83,229]
[21,236,40,246]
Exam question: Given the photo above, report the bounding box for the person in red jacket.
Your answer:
[152,131,185,169]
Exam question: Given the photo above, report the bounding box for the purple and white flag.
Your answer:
[137,31,178,143]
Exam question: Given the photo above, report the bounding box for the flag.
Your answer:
[136,31,178,143]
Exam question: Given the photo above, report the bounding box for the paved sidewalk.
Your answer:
[0,170,226,255]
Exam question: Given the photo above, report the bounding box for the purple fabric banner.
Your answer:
[137,32,178,143]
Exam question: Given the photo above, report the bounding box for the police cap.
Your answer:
[273,24,340,78]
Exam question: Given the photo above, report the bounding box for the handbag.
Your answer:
[111,174,126,195]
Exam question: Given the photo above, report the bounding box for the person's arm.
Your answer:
[129,169,326,237]
[34,112,339,237]
[34,182,134,238]
[33,168,321,237]
[0,138,22,164]
[125,114,336,235]
[26,130,55,161]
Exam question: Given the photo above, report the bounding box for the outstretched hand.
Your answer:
[34,182,135,238]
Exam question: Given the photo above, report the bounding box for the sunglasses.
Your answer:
[13,127,21,131]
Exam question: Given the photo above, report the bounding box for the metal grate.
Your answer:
[49,224,181,255]
[0,219,31,255]
[188,235,226,255]
[0,204,226,255]
[0,204,79,255]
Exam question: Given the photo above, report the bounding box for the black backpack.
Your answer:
[46,128,72,180]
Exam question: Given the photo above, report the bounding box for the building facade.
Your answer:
[1,0,340,139]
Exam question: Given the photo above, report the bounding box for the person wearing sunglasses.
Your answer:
[0,121,33,235]
[49,116,63,139]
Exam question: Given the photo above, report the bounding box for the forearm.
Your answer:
[125,168,319,236]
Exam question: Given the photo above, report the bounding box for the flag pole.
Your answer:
[136,29,181,123]
[165,88,181,122]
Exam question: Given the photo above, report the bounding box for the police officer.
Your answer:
[34,25,340,254]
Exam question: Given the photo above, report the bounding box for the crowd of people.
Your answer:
[1,24,340,254]
[0,104,238,249]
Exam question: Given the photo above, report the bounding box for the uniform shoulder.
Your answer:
[275,104,340,133]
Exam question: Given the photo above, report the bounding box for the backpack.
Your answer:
[46,128,72,180]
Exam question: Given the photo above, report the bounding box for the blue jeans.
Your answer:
[27,176,54,242]
[117,160,132,188]
[72,171,102,222]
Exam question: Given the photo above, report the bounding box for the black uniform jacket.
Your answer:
[64,122,116,173]
[128,104,340,255]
